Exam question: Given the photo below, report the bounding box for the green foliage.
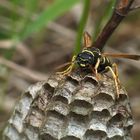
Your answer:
[93,1,116,41]
[16,0,38,37]
[0,0,80,58]
[74,0,90,55]
[74,0,116,55]
[0,0,118,69]
[22,0,80,39]
[0,0,80,40]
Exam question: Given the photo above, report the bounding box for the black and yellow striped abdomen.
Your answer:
[98,56,112,72]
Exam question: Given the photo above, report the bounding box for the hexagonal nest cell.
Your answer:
[3,71,134,140]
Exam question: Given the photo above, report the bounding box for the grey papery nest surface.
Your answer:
[3,71,134,140]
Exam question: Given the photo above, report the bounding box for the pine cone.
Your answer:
[3,71,134,140]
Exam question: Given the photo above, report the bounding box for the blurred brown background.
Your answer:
[0,0,140,139]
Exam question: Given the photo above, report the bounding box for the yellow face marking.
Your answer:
[80,63,86,67]
[80,58,87,61]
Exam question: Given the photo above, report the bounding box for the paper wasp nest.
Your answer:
[3,71,134,140]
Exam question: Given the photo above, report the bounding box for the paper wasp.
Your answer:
[57,32,140,98]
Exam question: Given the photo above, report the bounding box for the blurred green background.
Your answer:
[0,0,140,139]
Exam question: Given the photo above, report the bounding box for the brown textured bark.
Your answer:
[94,0,135,51]
[3,71,134,140]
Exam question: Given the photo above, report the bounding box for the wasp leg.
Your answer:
[105,66,120,99]
[56,55,76,76]
[112,63,120,86]
[55,62,72,71]
[91,58,100,80]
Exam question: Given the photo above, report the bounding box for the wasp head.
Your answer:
[76,52,93,68]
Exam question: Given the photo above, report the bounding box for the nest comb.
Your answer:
[3,71,134,140]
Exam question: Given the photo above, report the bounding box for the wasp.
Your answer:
[57,32,140,98]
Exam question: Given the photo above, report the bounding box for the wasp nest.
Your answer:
[3,71,134,140]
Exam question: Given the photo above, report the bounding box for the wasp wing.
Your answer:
[55,62,72,70]
[83,32,92,48]
[103,53,140,60]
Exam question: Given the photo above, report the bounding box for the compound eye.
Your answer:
[88,56,93,61]
[88,56,92,60]
[78,53,82,57]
